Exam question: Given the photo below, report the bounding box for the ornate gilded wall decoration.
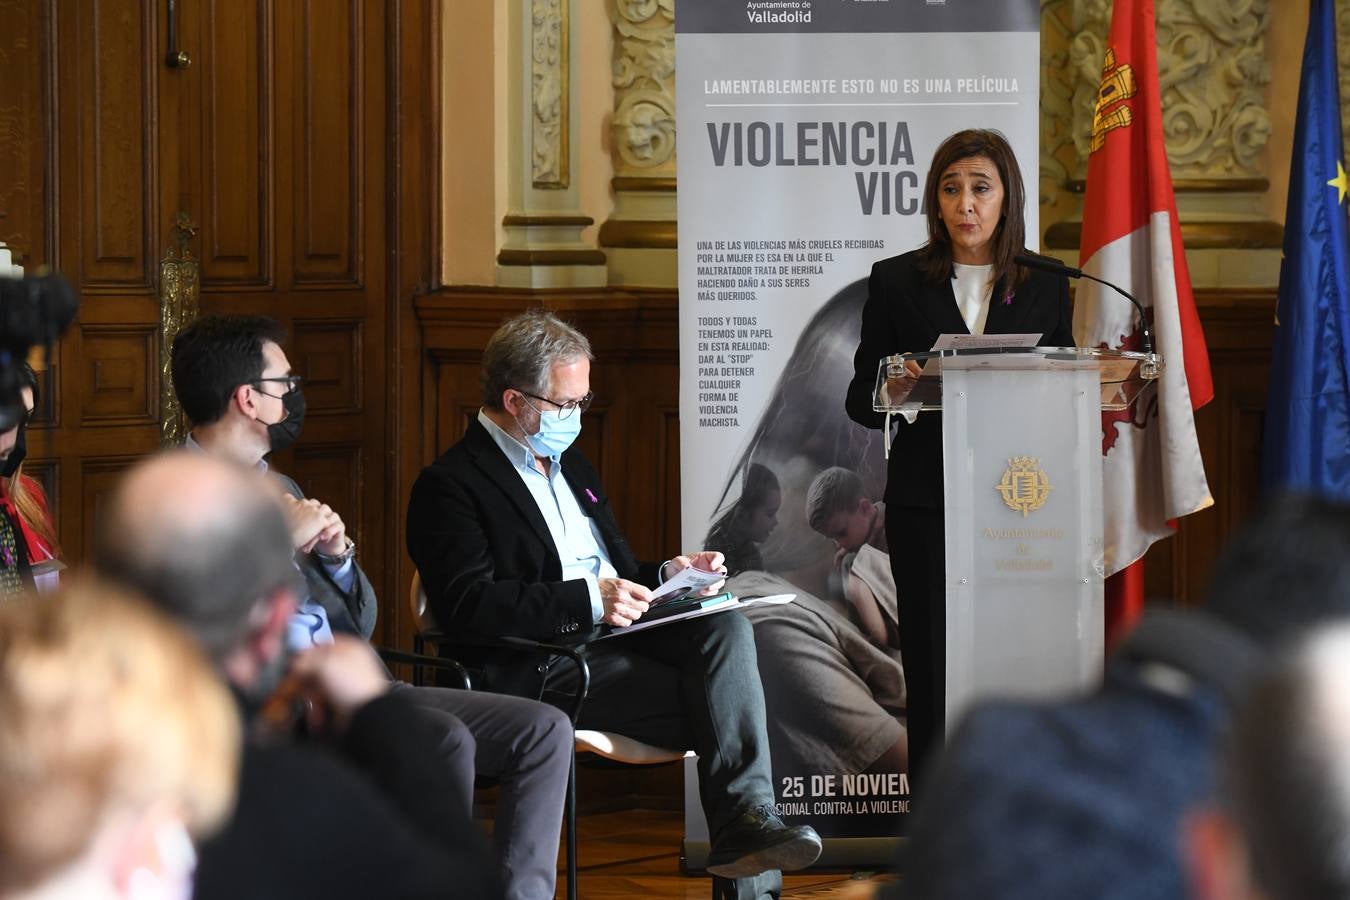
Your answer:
[159,213,199,447]
[1041,0,1272,197]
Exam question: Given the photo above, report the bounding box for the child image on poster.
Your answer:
[704,283,911,836]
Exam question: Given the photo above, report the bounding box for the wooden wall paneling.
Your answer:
[292,0,361,288]
[1142,289,1276,607]
[76,324,158,426]
[72,1,157,292]
[292,441,364,548]
[289,318,363,414]
[0,0,51,268]
[659,405,681,556]
[46,0,166,564]
[78,455,142,563]
[23,461,58,526]
[388,0,442,647]
[199,0,271,287]
[270,0,388,637]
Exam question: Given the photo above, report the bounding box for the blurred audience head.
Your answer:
[1202,494,1350,648]
[0,580,239,900]
[1188,623,1350,900]
[91,451,299,700]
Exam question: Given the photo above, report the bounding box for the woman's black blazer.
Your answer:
[844,248,1074,509]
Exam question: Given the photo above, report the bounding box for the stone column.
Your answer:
[497,0,608,288]
[597,0,677,287]
[1039,0,1282,289]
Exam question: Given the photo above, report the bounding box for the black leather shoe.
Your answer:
[706,806,823,878]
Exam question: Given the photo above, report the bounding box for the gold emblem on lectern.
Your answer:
[996,457,1054,517]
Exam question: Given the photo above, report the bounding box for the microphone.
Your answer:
[1014,253,1156,363]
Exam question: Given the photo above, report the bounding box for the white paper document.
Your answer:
[649,565,726,604]
[595,593,796,640]
[930,332,1043,351]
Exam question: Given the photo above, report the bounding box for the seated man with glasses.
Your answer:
[171,315,574,900]
[407,309,823,900]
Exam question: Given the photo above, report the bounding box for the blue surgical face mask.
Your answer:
[526,408,582,458]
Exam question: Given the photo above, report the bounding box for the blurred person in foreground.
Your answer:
[93,451,498,900]
[0,580,237,900]
[1186,623,1350,900]
[0,363,60,596]
[848,494,1350,900]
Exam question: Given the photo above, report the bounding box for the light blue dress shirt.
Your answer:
[478,410,617,623]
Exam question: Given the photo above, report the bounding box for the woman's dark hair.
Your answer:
[707,463,779,536]
[705,463,780,576]
[916,128,1029,292]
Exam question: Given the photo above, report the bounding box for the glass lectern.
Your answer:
[872,346,1160,728]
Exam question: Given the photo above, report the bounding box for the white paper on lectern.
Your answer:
[930,332,1043,351]
[893,334,1048,422]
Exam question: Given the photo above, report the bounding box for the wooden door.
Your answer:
[2,1,390,622]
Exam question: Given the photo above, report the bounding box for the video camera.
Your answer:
[0,273,79,431]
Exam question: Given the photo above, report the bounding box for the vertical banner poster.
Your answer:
[675,0,1040,857]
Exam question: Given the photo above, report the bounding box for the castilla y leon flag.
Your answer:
[1073,0,1215,639]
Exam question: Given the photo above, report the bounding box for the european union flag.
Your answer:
[1263,0,1350,500]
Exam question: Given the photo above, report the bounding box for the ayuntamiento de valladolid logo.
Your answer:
[745,0,813,24]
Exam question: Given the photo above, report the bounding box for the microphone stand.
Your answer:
[1014,254,1161,380]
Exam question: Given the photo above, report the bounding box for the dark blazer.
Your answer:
[406,418,662,699]
[272,472,378,640]
[844,249,1074,509]
[195,690,497,900]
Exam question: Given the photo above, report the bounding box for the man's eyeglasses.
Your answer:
[251,375,303,399]
[518,390,593,420]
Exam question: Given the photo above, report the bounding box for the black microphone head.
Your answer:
[1015,253,1081,279]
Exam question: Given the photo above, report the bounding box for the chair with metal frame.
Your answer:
[408,573,691,900]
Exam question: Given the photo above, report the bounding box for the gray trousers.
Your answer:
[544,612,782,898]
[394,682,573,900]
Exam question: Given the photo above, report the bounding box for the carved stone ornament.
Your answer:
[1041,0,1272,204]
[612,0,676,173]
[532,0,568,188]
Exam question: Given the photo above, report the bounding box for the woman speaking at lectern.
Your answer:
[844,128,1074,786]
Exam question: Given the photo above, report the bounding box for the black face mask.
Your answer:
[266,387,307,454]
[1,426,27,478]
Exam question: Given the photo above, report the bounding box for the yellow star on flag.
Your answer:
[1330,160,1349,205]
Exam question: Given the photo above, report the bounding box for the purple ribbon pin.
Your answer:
[585,488,598,504]
[1002,288,1015,306]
